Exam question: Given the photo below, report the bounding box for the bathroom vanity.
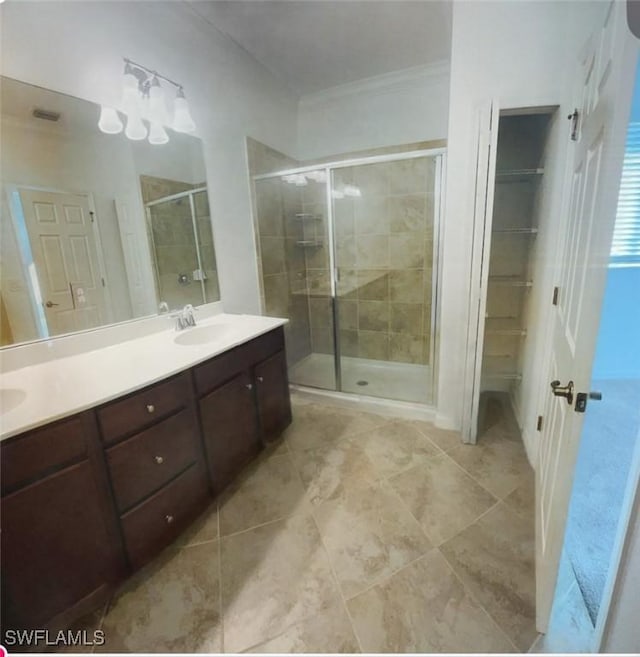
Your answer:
[0,317,291,644]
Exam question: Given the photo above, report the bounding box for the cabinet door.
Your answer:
[1,461,122,635]
[199,371,260,494]
[255,349,292,442]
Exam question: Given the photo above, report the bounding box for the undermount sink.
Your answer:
[173,324,230,346]
[0,388,27,413]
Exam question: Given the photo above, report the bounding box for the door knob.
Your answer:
[45,301,60,307]
[550,379,574,405]
[575,390,603,413]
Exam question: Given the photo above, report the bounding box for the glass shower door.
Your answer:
[331,154,438,404]
[146,195,204,308]
[254,171,337,390]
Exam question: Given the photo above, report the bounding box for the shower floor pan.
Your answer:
[288,352,431,404]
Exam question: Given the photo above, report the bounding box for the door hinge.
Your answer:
[536,415,543,431]
[89,211,95,223]
[552,286,559,306]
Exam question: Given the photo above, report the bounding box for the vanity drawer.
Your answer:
[120,463,209,570]
[106,408,200,512]
[194,327,285,397]
[97,372,192,445]
[1,414,88,495]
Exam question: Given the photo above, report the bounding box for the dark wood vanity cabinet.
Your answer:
[199,371,261,494]
[195,326,292,493]
[1,414,125,643]
[255,349,292,442]
[97,370,210,571]
[1,326,292,642]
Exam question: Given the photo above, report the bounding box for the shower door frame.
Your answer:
[254,147,446,406]
[144,186,209,306]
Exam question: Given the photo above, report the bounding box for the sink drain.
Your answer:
[356,380,369,386]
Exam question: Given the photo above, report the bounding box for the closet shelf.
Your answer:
[482,355,522,381]
[493,227,538,235]
[496,168,544,183]
[485,318,527,336]
[488,276,533,287]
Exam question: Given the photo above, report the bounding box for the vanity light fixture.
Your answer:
[98,58,196,144]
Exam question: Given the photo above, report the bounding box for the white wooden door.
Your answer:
[115,196,158,317]
[19,189,107,336]
[462,99,500,444]
[536,1,638,631]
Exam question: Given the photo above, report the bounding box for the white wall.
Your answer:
[297,63,449,160]
[437,0,601,437]
[0,0,299,316]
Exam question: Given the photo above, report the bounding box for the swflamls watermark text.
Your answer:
[3,629,105,649]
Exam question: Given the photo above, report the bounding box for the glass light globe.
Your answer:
[173,89,196,133]
[98,106,123,134]
[148,122,169,145]
[125,112,147,140]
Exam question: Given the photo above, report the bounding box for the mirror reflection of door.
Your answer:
[18,188,108,338]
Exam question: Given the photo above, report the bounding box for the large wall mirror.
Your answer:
[0,76,219,347]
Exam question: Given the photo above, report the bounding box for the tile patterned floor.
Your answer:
[85,393,537,653]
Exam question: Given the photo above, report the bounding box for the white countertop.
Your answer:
[0,313,287,441]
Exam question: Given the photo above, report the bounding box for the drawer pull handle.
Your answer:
[146,404,155,414]
[165,514,174,524]
[154,455,164,465]
[257,376,264,383]
[245,383,253,390]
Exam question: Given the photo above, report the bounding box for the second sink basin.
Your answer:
[0,388,27,413]
[173,324,230,346]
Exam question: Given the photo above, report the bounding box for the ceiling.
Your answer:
[187,1,452,96]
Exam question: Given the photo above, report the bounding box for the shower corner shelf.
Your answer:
[295,240,324,248]
[294,213,321,221]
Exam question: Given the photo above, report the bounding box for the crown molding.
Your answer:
[299,60,450,109]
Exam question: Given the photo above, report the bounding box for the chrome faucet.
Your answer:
[182,304,196,328]
[173,304,197,331]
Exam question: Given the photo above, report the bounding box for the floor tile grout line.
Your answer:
[438,445,511,501]
[285,441,364,652]
[284,444,365,654]
[217,498,225,654]
[438,496,535,653]
[438,497,503,547]
[308,510,366,655]
[379,477,439,550]
[381,450,502,546]
[341,549,435,604]
[398,421,451,455]
[435,545,522,654]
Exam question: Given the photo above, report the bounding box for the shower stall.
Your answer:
[253,149,443,406]
[145,187,219,310]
